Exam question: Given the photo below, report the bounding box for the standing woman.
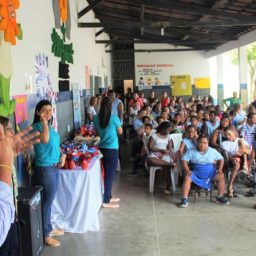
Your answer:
[94,97,122,208]
[32,100,66,247]
[161,91,170,108]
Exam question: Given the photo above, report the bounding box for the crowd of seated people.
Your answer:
[86,89,256,208]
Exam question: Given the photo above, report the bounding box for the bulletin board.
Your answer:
[171,75,192,96]
[195,78,211,89]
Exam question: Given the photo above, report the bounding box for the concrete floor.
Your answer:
[42,171,256,256]
[42,143,256,256]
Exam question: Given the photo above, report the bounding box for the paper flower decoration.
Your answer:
[0,0,20,45]
[58,0,67,23]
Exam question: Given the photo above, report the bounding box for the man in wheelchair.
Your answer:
[180,135,229,208]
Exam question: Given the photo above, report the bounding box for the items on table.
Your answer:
[74,124,100,145]
[61,141,100,170]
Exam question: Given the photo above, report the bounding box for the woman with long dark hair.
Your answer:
[32,100,66,247]
[93,97,122,208]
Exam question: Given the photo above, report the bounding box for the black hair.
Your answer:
[145,123,153,129]
[0,116,9,128]
[156,116,164,123]
[247,113,256,120]
[142,116,150,123]
[33,100,52,124]
[98,97,112,129]
[223,126,235,133]
[186,125,196,131]
[90,96,96,105]
[198,134,209,143]
[156,121,171,134]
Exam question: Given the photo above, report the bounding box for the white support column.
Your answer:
[238,46,248,107]
[217,54,224,109]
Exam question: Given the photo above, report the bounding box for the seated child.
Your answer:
[221,127,251,198]
[128,123,153,176]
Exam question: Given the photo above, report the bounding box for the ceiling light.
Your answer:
[182,34,190,41]
[161,27,164,36]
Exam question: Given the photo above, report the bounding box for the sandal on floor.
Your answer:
[49,229,64,237]
[164,189,171,195]
[45,237,61,247]
[227,187,234,198]
[102,203,120,208]
[110,198,120,203]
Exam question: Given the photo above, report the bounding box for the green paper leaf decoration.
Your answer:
[0,74,16,117]
[51,28,74,64]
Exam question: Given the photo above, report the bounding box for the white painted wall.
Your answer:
[135,45,210,87]
[10,0,111,96]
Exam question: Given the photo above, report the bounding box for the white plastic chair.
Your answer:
[147,133,183,193]
[149,166,163,193]
[169,133,183,192]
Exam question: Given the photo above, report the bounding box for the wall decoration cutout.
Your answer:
[72,83,81,131]
[24,73,33,93]
[0,74,15,116]
[35,53,51,97]
[52,0,71,39]
[195,78,211,89]
[13,95,28,124]
[85,65,90,90]
[0,0,22,117]
[0,0,21,45]
[171,75,192,96]
[51,28,74,64]
[35,53,58,130]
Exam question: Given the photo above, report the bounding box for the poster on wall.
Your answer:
[171,75,192,96]
[85,65,90,90]
[13,95,28,125]
[35,53,58,130]
[136,63,174,87]
[195,78,211,89]
[72,83,81,130]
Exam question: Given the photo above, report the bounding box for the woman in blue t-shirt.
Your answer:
[94,97,122,208]
[32,100,66,247]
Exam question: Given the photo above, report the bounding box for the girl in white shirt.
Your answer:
[147,122,176,194]
[221,127,251,198]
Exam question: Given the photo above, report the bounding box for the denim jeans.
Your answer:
[32,166,59,238]
[100,148,119,203]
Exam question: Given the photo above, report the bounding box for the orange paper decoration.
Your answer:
[0,0,20,45]
[58,0,67,23]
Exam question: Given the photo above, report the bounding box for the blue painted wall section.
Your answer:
[217,84,224,109]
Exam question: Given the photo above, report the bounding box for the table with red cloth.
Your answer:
[51,157,103,233]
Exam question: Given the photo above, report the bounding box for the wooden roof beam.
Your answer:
[78,0,104,19]
[95,28,105,37]
[142,0,256,22]
[78,19,256,28]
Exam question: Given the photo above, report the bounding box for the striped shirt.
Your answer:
[240,123,256,148]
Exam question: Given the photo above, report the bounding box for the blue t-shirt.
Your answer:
[205,120,220,136]
[182,138,196,151]
[133,118,144,130]
[182,147,223,164]
[93,115,121,149]
[32,122,61,166]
